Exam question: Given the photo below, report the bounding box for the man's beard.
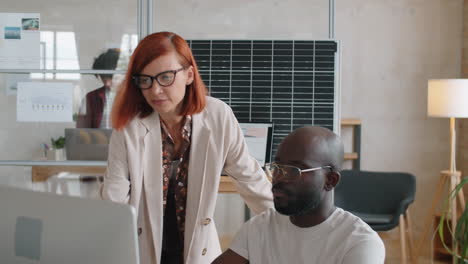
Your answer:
[274,188,322,216]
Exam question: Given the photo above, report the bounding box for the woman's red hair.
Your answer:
[112,32,207,130]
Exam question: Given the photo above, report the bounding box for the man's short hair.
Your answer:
[92,48,120,79]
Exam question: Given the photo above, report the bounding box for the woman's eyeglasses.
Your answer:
[132,67,186,89]
[266,162,332,181]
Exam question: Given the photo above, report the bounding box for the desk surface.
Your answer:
[0,160,107,166]
[0,160,239,193]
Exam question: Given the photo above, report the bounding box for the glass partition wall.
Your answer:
[0,0,247,249]
[0,0,139,160]
[0,0,337,250]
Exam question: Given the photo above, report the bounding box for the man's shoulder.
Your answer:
[333,208,382,243]
[233,208,281,245]
[86,86,106,98]
[245,208,280,227]
[333,209,385,261]
[334,208,374,231]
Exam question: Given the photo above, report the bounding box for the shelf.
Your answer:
[0,160,106,166]
[340,119,361,170]
[434,247,450,254]
[341,119,362,126]
[433,214,454,260]
[344,152,358,160]
[434,247,452,260]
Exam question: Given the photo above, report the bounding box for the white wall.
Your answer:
[151,0,463,247]
[338,0,462,243]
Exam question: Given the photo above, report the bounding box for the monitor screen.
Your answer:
[239,123,273,167]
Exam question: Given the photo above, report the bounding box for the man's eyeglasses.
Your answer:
[266,162,332,181]
[132,67,186,89]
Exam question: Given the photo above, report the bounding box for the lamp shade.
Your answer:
[428,79,468,118]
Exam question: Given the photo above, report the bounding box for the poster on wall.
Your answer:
[17,82,73,122]
[0,13,40,69]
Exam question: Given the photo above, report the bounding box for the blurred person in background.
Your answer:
[77,48,120,128]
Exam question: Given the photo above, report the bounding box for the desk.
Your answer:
[0,160,106,182]
[0,160,239,193]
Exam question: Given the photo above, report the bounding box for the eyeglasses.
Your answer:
[266,162,332,181]
[132,67,186,89]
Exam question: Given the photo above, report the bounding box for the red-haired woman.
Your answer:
[100,32,273,264]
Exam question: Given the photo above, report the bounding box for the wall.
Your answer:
[337,1,463,260]
[151,0,463,259]
[458,0,468,198]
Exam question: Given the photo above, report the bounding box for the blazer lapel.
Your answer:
[140,113,164,262]
[184,112,211,261]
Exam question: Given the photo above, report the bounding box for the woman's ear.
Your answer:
[186,65,194,85]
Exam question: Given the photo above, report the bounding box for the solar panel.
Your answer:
[188,40,338,158]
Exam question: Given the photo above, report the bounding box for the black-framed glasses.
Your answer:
[266,162,332,181]
[132,67,186,89]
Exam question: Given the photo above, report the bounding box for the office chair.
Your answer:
[334,170,417,264]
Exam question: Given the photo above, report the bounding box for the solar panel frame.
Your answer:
[188,39,338,158]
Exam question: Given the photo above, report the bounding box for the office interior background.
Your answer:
[0,0,466,263]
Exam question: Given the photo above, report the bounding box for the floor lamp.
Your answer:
[416,79,468,263]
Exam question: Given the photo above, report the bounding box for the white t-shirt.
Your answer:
[230,208,385,264]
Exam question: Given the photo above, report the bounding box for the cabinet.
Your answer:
[432,214,453,261]
[341,119,361,170]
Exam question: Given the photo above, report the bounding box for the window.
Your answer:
[31,31,80,80]
[117,33,138,70]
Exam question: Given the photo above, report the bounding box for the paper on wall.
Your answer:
[0,13,40,69]
[17,82,73,122]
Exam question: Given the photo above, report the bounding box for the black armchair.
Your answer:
[334,170,417,263]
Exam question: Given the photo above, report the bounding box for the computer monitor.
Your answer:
[239,122,273,167]
[65,128,112,161]
[0,185,139,264]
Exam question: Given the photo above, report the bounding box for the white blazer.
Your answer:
[100,96,274,264]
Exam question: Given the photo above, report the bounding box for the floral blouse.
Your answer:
[161,116,192,248]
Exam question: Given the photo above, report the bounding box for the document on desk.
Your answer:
[0,13,40,69]
[17,82,73,122]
